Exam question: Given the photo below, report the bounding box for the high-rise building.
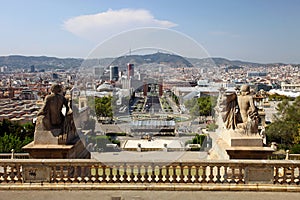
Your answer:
[30,65,35,73]
[110,66,119,81]
[127,63,134,79]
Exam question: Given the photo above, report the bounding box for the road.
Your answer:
[0,190,298,200]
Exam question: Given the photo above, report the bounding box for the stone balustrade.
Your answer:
[0,159,299,185]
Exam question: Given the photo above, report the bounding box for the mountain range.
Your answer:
[0,53,291,70]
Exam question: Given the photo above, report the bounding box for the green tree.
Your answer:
[184,96,217,117]
[95,96,113,120]
[266,97,300,150]
[0,133,32,153]
[0,120,34,153]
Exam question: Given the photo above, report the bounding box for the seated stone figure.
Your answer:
[221,84,258,134]
[237,85,258,134]
[36,84,69,133]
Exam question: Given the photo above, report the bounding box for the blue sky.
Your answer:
[0,0,300,63]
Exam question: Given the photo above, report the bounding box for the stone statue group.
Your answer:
[35,84,77,144]
[220,84,259,135]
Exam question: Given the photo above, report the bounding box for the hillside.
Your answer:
[0,55,83,70]
[0,54,292,71]
[109,52,194,69]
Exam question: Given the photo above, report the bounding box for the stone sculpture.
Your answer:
[36,84,68,132]
[221,84,258,134]
[34,84,78,144]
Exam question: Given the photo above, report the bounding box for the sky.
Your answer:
[0,0,300,63]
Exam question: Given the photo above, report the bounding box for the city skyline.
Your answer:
[0,0,300,63]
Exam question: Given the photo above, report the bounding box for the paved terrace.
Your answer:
[1,190,299,200]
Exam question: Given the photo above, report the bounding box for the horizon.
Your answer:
[1,0,300,63]
[0,53,295,65]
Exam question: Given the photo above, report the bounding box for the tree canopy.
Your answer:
[95,96,113,120]
[266,96,300,152]
[0,119,34,153]
[184,96,217,117]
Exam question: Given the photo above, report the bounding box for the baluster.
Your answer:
[182,166,187,183]
[290,166,295,184]
[282,167,287,184]
[130,165,135,183]
[215,165,221,183]
[172,165,177,183]
[154,165,160,182]
[208,166,214,183]
[151,165,156,183]
[165,165,171,183]
[111,165,117,182]
[296,166,300,184]
[230,167,235,183]
[59,165,64,183]
[200,165,207,183]
[274,166,279,184]
[194,166,200,183]
[146,165,152,182]
[93,165,99,183]
[16,164,22,182]
[98,165,104,182]
[159,166,165,183]
[238,166,244,183]
[118,165,124,182]
[66,165,71,183]
[81,165,86,183]
[223,166,229,183]
[179,164,184,183]
[139,165,145,182]
[3,164,8,182]
[175,165,180,183]
[132,165,138,182]
[51,166,57,183]
[115,165,121,183]
[107,166,113,183]
[186,165,192,183]
[73,165,79,183]
[126,165,132,182]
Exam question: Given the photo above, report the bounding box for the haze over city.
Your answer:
[1,0,300,63]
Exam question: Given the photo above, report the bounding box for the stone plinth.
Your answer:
[23,139,90,159]
[33,129,65,145]
[226,147,274,159]
[214,128,274,160]
[222,129,263,147]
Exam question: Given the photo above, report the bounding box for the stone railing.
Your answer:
[0,159,299,185]
[0,153,29,159]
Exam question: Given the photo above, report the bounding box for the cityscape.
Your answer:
[1,0,300,200]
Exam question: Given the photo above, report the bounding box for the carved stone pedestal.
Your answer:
[222,130,273,159]
[23,139,90,159]
[23,129,90,159]
[226,147,274,159]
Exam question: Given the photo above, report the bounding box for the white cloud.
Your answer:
[63,9,177,42]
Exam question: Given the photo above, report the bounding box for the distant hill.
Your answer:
[0,55,83,70]
[109,52,194,69]
[0,54,292,71]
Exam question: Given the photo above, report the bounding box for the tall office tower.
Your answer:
[158,78,163,97]
[127,63,134,79]
[143,81,148,97]
[110,66,119,81]
[30,65,35,73]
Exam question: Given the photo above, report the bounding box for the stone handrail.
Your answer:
[0,153,30,159]
[0,159,299,185]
